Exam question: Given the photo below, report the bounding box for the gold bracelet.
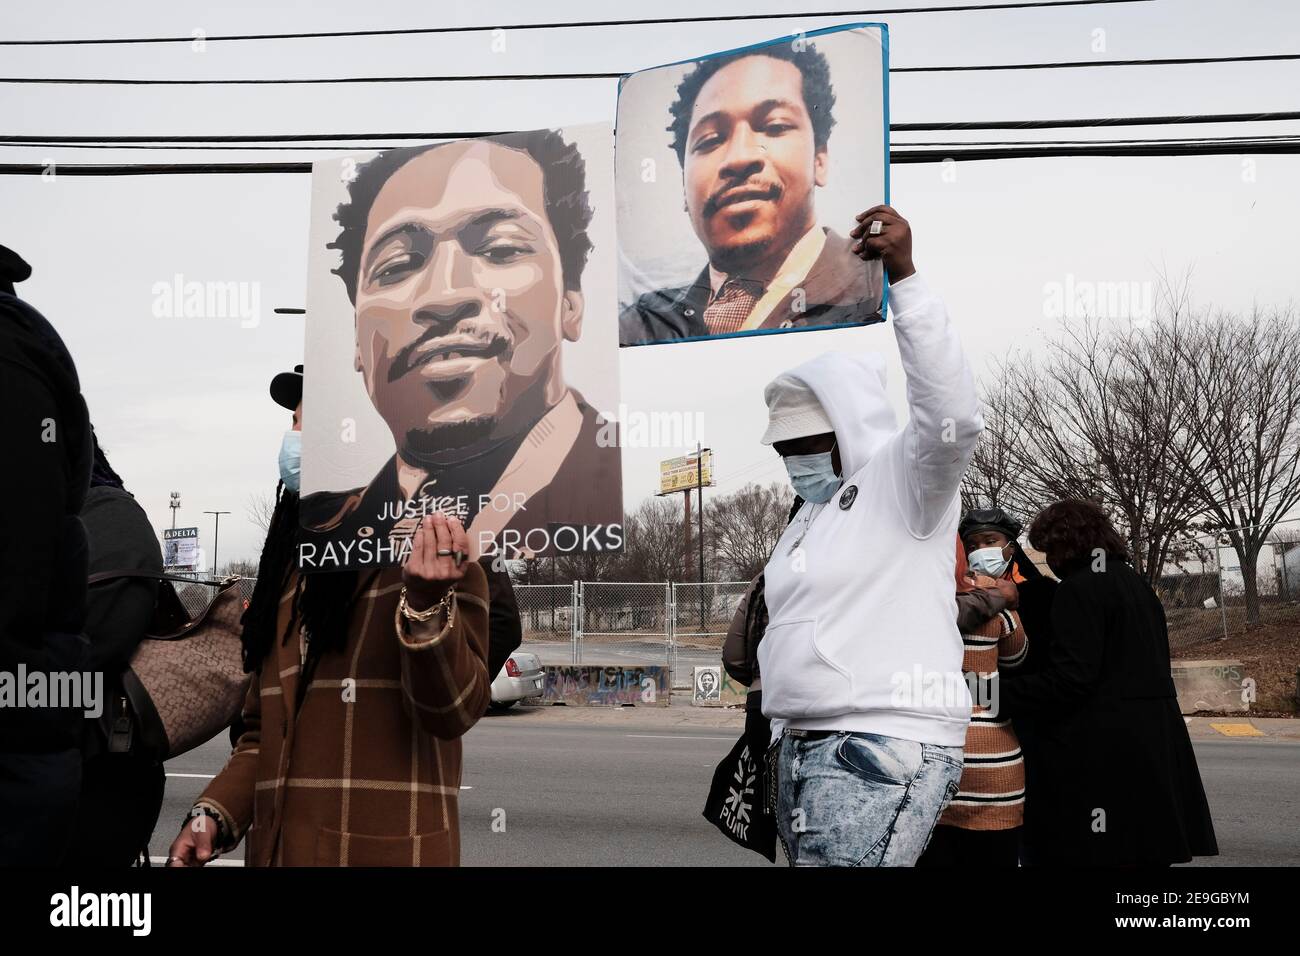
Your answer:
[398,585,455,623]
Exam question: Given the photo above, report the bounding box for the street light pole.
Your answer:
[204,510,231,578]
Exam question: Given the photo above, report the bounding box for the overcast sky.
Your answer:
[3,0,1298,568]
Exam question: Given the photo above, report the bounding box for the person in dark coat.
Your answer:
[997,499,1218,865]
[0,244,94,865]
[64,433,168,866]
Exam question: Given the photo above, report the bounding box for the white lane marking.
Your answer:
[461,786,473,790]
[625,734,736,741]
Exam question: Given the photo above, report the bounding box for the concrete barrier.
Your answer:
[1172,660,1249,714]
[540,664,671,707]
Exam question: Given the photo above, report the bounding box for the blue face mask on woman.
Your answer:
[968,544,1011,577]
[783,442,842,504]
[278,430,301,493]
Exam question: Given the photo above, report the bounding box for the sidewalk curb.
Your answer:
[1183,716,1300,741]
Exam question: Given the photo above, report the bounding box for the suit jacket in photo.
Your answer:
[619,228,884,346]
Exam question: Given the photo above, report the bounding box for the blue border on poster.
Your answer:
[615,21,891,348]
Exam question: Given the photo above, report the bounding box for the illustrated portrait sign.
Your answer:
[299,124,624,570]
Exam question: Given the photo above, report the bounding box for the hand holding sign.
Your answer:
[851,205,915,282]
[402,513,470,611]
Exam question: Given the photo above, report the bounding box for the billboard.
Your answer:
[659,449,714,494]
[616,23,890,347]
[162,527,200,571]
[298,124,624,570]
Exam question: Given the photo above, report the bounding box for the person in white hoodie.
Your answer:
[757,204,984,866]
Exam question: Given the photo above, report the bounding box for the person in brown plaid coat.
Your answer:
[167,511,489,867]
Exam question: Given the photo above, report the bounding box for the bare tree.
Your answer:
[961,365,1038,519]
[247,491,277,534]
[1175,304,1300,625]
[989,290,1208,581]
[225,558,260,578]
[705,481,794,580]
[612,496,689,582]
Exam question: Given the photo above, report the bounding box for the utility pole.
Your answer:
[683,487,692,579]
[696,443,705,585]
[204,510,230,578]
[169,491,181,529]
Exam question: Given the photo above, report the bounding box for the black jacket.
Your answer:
[0,294,92,753]
[999,556,1218,864]
[81,485,162,757]
[481,556,522,679]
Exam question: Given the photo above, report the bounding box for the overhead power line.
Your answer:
[3,51,1295,85]
[8,134,1299,153]
[2,135,1297,175]
[891,110,1300,131]
[5,110,1298,148]
[0,1,1153,46]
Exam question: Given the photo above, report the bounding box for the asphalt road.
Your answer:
[153,722,1300,867]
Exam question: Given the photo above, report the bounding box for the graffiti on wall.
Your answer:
[542,665,671,707]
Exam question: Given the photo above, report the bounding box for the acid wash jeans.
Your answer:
[776,729,963,866]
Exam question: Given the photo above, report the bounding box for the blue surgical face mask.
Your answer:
[968,544,1011,577]
[278,430,301,493]
[783,442,841,504]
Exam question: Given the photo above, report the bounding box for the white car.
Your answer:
[489,652,545,710]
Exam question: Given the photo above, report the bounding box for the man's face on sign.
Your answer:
[352,140,583,459]
[682,55,827,275]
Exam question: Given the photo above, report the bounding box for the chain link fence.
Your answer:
[1147,517,1300,652]
[514,583,577,663]
[669,581,751,685]
[165,572,258,619]
[577,581,673,669]
[512,580,750,687]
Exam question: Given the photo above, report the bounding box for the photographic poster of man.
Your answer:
[299,124,624,571]
[616,24,889,347]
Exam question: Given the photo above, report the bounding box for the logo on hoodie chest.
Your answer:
[838,485,858,510]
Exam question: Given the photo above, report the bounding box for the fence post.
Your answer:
[572,581,583,665]
[1217,543,1228,641]
[666,582,676,686]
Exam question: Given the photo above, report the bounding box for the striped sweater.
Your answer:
[940,590,1028,830]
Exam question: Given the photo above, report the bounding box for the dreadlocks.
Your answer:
[240,482,362,684]
[240,482,300,672]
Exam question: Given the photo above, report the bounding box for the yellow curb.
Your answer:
[1209,722,1265,737]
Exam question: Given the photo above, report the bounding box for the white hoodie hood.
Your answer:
[773,351,898,478]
